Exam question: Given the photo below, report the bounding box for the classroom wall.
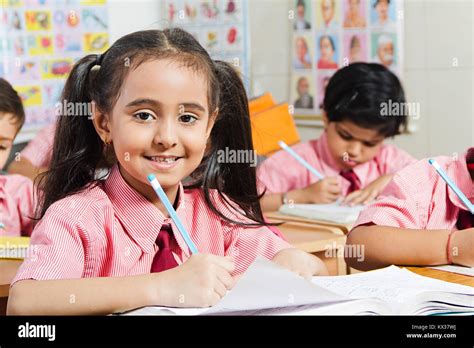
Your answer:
[249,0,474,159]
[17,0,468,159]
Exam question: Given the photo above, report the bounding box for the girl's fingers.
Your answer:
[348,190,371,206]
[209,255,235,273]
[216,267,235,290]
[341,190,361,205]
[213,279,228,298]
[363,190,378,205]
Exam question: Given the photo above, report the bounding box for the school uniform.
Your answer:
[257,131,416,195]
[21,123,55,168]
[352,148,474,230]
[0,174,35,236]
[12,164,290,286]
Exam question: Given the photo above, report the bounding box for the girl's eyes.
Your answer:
[178,113,198,124]
[133,111,198,124]
[134,112,155,122]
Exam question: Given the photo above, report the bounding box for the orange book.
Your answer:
[250,103,300,156]
[249,92,275,115]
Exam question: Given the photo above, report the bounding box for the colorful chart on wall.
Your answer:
[290,0,403,125]
[162,0,250,91]
[0,0,110,135]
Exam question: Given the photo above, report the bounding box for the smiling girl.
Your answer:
[7,29,327,315]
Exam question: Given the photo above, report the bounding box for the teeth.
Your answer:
[148,156,178,163]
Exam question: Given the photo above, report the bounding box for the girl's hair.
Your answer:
[186,60,267,226]
[37,28,268,227]
[322,62,408,137]
[0,77,25,128]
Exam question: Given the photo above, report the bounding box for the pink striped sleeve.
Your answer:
[11,209,87,286]
[352,164,430,230]
[21,124,55,168]
[377,144,417,174]
[224,224,291,275]
[257,147,311,194]
[209,190,291,275]
[11,175,36,236]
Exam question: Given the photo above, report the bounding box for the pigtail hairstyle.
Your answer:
[37,28,270,229]
[187,60,270,227]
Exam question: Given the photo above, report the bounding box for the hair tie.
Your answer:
[95,54,103,66]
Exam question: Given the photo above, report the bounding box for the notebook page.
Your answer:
[279,202,365,224]
[312,266,474,314]
[123,257,350,315]
[429,265,474,277]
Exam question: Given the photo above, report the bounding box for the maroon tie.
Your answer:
[456,158,474,229]
[340,170,361,194]
[150,223,179,273]
[456,209,473,230]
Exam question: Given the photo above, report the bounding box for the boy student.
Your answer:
[0,78,35,236]
[258,63,416,212]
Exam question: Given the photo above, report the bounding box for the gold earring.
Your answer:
[104,139,111,145]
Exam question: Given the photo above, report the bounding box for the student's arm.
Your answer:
[261,177,341,212]
[7,157,48,182]
[346,225,474,271]
[7,254,235,315]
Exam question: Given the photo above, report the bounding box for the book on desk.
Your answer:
[120,257,474,316]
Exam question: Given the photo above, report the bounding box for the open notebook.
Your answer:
[278,202,366,224]
[120,258,474,316]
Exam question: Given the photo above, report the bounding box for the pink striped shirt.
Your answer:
[12,164,290,285]
[0,174,35,237]
[257,131,416,195]
[352,148,474,230]
[21,123,55,168]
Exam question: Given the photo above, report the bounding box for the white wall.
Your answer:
[108,0,162,42]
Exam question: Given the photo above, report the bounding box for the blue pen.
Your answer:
[428,159,474,214]
[147,174,199,254]
[278,140,324,180]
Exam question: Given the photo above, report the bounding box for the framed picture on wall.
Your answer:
[161,0,251,92]
[290,0,403,125]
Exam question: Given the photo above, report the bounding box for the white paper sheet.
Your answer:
[123,257,349,315]
[279,202,365,224]
[429,265,474,277]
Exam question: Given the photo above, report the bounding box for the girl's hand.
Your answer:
[293,176,341,204]
[341,174,393,206]
[271,248,329,279]
[451,228,474,267]
[152,254,235,308]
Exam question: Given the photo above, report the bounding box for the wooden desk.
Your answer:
[269,219,348,276]
[0,259,22,315]
[405,267,474,287]
[265,211,352,235]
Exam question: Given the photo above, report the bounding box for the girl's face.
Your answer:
[323,114,385,171]
[320,37,334,61]
[93,59,215,203]
[0,114,18,169]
